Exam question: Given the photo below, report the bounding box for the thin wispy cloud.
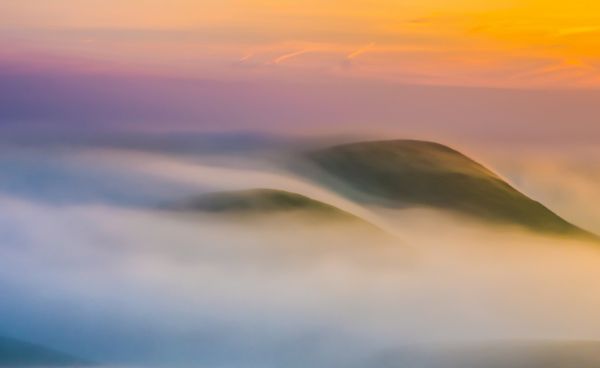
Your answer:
[271,49,313,64]
[4,1,600,87]
[347,42,375,60]
[556,26,600,36]
[513,59,596,82]
[238,53,254,62]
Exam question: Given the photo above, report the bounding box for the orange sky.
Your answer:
[1,0,600,88]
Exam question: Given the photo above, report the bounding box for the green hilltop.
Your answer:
[305,139,596,238]
[168,188,362,221]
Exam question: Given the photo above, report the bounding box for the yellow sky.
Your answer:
[1,0,599,88]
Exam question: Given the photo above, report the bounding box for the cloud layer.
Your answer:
[1,144,600,367]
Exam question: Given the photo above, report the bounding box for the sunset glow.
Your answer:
[2,0,600,88]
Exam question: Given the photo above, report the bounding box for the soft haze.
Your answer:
[1,146,600,368]
[1,0,600,143]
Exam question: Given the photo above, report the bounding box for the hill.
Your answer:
[167,188,365,222]
[305,139,595,238]
[0,336,86,367]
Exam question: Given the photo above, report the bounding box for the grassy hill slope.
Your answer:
[306,139,595,238]
[168,188,364,221]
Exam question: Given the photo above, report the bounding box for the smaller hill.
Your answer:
[168,188,362,221]
[0,336,87,367]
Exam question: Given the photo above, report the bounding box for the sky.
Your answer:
[1,1,600,138]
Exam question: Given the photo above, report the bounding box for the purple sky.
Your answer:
[2,63,599,146]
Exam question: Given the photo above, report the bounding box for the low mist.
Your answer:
[1,143,600,368]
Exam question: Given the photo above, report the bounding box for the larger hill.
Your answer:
[305,139,595,238]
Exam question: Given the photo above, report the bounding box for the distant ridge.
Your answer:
[305,139,597,239]
[0,336,87,367]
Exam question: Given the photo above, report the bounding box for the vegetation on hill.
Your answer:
[306,139,595,238]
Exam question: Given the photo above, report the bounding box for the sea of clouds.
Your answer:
[1,142,600,367]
